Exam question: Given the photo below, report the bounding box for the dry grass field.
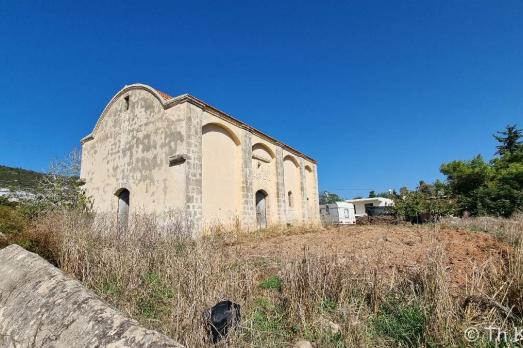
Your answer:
[5,213,523,347]
[234,224,507,289]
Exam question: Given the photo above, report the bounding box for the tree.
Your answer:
[25,149,91,217]
[494,124,522,156]
[372,190,395,199]
[368,190,376,198]
[392,190,424,218]
[440,125,523,217]
[391,180,455,220]
[418,181,430,194]
[319,191,344,204]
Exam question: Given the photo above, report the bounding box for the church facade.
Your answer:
[80,84,319,234]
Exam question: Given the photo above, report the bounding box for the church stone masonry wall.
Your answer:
[275,147,287,224]
[185,103,203,236]
[312,163,320,220]
[241,129,256,229]
[300,158,308,222]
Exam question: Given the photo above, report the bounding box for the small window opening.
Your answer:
[117,188,130,230]
[124,95,130,111]
[288,191,293,208]
[169,154,187,167]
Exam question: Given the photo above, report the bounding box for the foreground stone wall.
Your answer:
[0,245,182,348]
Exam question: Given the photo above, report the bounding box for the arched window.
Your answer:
[288,191,293,208]
[117,189,130,230]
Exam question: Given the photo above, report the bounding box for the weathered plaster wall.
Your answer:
[0,245,181,347]
[81,88,186,216]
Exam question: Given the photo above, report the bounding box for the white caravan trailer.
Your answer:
[319,202,356,225]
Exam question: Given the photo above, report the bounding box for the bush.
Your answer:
[372,297,426,347]
[248,297,290,344]
[260,276,283,291]
[319,297,337,313]
[0,204,28,236]
[138,272,175,320]
[392,181,456,221]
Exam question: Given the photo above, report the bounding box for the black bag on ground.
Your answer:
[205,300,241,343]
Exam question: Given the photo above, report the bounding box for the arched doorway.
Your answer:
[116,188,130,230]
[255,190,268,229]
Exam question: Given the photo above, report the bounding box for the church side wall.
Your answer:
[199,110,320,229]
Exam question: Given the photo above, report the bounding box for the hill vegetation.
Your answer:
[0,165,46,192]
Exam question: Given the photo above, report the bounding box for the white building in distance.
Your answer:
[345,197,394,217]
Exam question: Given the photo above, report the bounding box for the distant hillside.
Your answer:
[0,165,46,193]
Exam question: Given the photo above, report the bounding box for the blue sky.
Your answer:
[1,1,522,198]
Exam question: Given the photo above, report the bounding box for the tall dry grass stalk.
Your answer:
[14,211,523,346]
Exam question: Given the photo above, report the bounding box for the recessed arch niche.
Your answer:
[202,123,241,226]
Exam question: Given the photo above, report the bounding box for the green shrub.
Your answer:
[0,205,28,235]
[260,275,283,291]
[372,297,426,347]
[101,277,122,297]
[320,297,337,313]
[138,272,175,319]
[247,297,290,345]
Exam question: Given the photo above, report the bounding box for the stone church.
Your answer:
[80,84,319,233]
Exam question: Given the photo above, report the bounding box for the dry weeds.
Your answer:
[9,212,523,347]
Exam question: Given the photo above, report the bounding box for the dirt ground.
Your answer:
[231,224,509,288]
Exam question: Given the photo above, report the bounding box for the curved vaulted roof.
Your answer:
[81,83,316,163]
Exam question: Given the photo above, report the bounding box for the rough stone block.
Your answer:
[0,245,182,348]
